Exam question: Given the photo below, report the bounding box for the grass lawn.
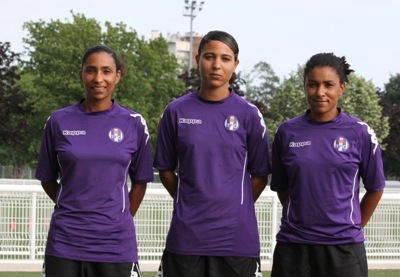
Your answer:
[1,270,400,277]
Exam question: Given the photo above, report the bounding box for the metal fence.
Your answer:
[0,180,399,271]
[0,166,35,179]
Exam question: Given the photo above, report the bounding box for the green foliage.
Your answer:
[178,68,201,94]
[380,74,400,179]
[255,65,389,151]
[21,13,103,161]
[22,13,100,110]
[384,74,400,104]
[101,21,184,148]
[2,10,398,178]
[0,42,35,176]
[20,11,184,155]
[244,61,280,120]
[340,74,389,148]
[266,66,307,138]
[245,61,280,103]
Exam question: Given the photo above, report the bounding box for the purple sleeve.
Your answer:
[246,104,272,176]
[270,125,289,192]
[359,123,385,192]
[153,106,177,171]
[35,115,60,182]
[129,116,154,183]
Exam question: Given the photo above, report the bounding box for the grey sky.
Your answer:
[2,0,399,89]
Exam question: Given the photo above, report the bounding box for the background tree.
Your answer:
[267,66,306,139]
[20,12,184,156]
[0,42,34,177]
[230,72,246,97]
[244,61,280,117]
[384,74,400,103]
[102,21,184,146]
[340,74,389,147]
[1,12,396,178]
[178,68,200,96]
[264,66,389,147]
[379,74,400,179]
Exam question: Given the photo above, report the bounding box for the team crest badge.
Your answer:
[224,115,239,131]
[333,137,349,152]
[109,128,124,143]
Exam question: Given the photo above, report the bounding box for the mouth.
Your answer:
[92,86,106,92]
[210,73,222,79]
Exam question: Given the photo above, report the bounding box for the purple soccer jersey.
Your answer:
[270,109,385,244]
[154,90,272,257]
[35,101,153,263]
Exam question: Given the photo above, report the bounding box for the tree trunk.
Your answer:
[13,162,26,179]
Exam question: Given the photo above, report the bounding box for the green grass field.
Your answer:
[1,270,400,277]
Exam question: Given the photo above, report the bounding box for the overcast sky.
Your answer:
[2,0,399,89]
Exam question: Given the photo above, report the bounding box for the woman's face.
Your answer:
[304,66,345,122]
[80,52,121,102]
[196,40,239,90]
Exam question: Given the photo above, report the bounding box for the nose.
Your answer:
[93,72,104,82]
[315,84,326,96]
[212,57,221,69]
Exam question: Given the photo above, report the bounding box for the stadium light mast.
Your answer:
[183,0,205,73]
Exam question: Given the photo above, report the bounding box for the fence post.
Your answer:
[271,194,279,258]
[30,192,37,260]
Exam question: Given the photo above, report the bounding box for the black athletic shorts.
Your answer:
[271,242,368,277]
[157,249,262,277]
[43,255,141,277]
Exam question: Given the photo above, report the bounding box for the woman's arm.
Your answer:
[360,190,384,227]
[159,170,178,198]
[129,183,147,217]
[251,175,269,202]
[41,181,58,203]
[277,190,288,205]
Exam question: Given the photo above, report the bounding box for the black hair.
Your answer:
[197,30,239,61]
[303,53,354,85]
[81,45,126,76]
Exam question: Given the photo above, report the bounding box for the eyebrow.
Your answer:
[307,79,335,83]
[84,65,114,70]
[203,52,233,58]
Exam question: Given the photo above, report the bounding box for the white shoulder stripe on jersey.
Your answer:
[130,114,150,144]
[247,102,267,139]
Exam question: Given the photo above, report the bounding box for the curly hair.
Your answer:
[303,53,354,85]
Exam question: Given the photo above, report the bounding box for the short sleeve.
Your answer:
[270,125,289,192]
[245,103,271,177]
[153,105,178,171]
[358,122,385,192]
[35,115,60,182]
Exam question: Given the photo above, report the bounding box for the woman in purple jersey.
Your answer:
[154,31,271,276]
[270,53,385,277]
[35,45,153,277]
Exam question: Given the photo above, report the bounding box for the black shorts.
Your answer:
[271,242,368,277]
[43,255,141,277]
[157,249,262,277]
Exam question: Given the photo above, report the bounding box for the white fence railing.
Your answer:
[1,180,400,271]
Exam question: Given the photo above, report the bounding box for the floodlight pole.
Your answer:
[183,1,204,74]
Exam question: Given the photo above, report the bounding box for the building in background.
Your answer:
[151,30,203,70]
